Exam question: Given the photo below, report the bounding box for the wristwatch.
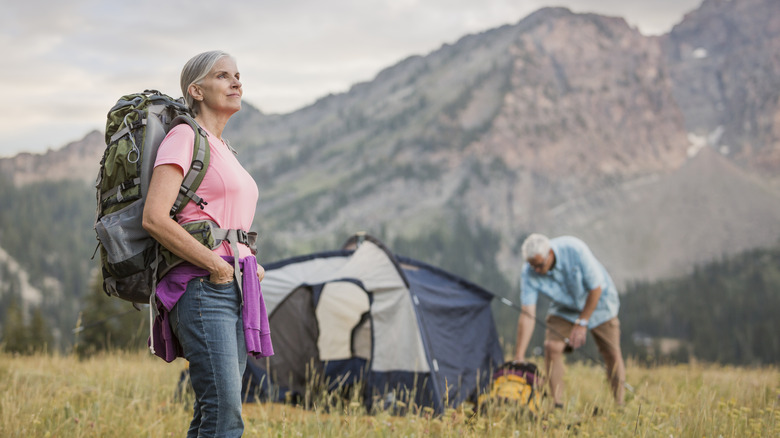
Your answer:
[574,318,588,327]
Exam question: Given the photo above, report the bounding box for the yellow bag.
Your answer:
[478,362,542,415]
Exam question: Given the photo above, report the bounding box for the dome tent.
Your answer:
[243,234,504,414]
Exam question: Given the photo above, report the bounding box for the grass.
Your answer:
[0,351,777,437]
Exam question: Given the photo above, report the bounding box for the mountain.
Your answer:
[0,130,104,186]
[663,0,780,174]
[227,2,779,285]
[233,8,690,260]
[1,0,779,350]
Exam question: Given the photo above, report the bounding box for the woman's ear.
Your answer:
[188,83,203,102]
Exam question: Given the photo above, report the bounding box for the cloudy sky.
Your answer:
[1,0,702,157]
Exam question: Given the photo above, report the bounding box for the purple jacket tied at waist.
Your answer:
[149,255,274,362]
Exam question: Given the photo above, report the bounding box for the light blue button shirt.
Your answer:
[520,236,619,328]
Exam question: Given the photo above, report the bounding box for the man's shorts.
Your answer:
[545,315,622,356]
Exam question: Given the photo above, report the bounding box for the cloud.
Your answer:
[0,0,702,157]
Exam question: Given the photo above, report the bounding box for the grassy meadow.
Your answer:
[0,351,777,437]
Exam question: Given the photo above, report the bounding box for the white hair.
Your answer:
[521,233,551,260]
[180,50,233,115]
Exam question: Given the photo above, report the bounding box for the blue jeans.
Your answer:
[170,277,247,438]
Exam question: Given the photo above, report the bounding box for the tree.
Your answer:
[73,271,147,358]
[1,296,27,353]
[621,246,780,365]
[27,306,52,353]
[1,297,51,354]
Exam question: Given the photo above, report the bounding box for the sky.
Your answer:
[0,0,703,158]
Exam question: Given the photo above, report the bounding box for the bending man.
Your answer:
[513,233,625,407]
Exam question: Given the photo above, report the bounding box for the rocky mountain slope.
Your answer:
[1,0,779,345]
[0,130,104,186]
[544,147,780,286]
[229,9,692,260]
[663,0,780,174]
[225,2,779,285]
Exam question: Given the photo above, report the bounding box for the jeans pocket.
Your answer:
[201,278,236,291]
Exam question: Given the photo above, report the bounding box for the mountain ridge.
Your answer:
[0,130,103,186]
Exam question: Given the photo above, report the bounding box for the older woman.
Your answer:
[143,50,272,437]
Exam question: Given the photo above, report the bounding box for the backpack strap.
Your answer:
[168,115,211,217]
[99,177,142,207]
[153,116,257,305]
[210,227,258,305]
[148,243,162,355]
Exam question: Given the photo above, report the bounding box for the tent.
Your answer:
[242,234,504,413]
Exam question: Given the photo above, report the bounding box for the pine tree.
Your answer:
[74,271,146,358]
[28,306,52,353]
[1,296,27,353]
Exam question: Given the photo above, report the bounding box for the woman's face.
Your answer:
[192,56,242,116]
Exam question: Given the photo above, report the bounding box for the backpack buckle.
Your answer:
[236,230,249,245]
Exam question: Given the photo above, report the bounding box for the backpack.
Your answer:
[94,90,219,305]
[478,361,543,415]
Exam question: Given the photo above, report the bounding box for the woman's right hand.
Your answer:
[209,258,234,284]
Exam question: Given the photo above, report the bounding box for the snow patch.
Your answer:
[686,126,725,158]
[692,48,708,59]
[687,132,707,157]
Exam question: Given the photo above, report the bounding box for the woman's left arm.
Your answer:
[257,263,265,282]
[142,163,235,283]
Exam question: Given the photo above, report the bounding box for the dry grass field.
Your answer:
[0,351,777,437]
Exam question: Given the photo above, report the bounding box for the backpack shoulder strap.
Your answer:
[168,115,210,217]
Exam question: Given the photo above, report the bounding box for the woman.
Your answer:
[143,50,272,437]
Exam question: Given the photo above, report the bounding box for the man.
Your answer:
[513,233,625,407]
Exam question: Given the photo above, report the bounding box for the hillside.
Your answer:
[546,147,780,285]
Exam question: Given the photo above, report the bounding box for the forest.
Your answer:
[619,246,780,365]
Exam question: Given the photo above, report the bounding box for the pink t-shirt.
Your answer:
[154,124,258,258]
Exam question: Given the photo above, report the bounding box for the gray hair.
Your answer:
[521,233,551,260]
[180,50,232,115]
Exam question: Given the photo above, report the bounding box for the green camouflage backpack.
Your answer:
[94,90,223,306]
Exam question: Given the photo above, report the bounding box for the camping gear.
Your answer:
[94,90,212,305]
[242,234,504,414]
[477,361,543,415]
